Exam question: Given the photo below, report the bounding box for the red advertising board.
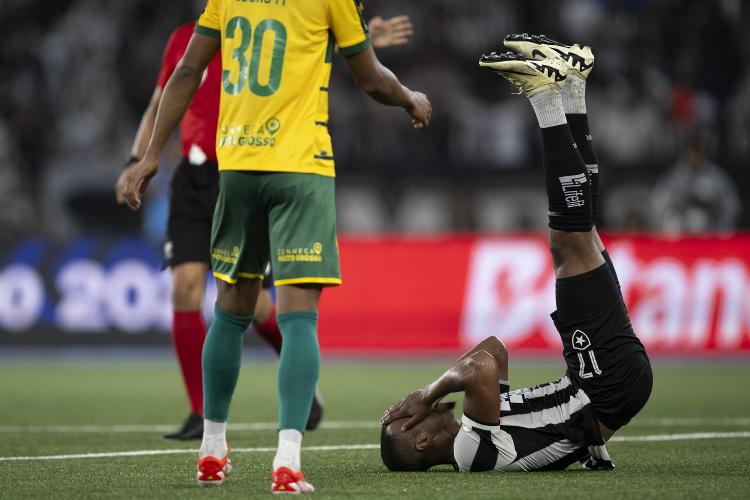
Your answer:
[319,234,750,355]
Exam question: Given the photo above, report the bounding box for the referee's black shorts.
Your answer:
[164,157,218,269]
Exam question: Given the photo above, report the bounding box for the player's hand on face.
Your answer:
[407,91,431,129]
[369,15,414,49]
[381,389,433,431]
[122,157,159,211]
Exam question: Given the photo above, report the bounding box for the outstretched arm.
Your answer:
[122,32,219,210]
[344,46,431,129]
[382,349,502,431]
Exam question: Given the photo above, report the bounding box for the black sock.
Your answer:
[601,249,620,289]
[541,124,593,232]
[567,114,600,225]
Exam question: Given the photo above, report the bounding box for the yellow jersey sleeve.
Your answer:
[329,0,370,56]
[195,0,221,39]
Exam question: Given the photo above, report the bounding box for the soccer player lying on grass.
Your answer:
[381,34,653,473]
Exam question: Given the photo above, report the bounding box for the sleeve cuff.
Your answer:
[195,25,221,39]
[338,36,370,56]
[461,414,500,431]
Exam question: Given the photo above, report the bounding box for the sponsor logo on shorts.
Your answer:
[572,329,592,351]
[277,242,323,263]
[212,247,239,265]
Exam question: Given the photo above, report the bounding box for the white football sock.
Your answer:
[200,419,227,458]
[562,75,587,115]
[273,429,303,471]
[528,88,567,129]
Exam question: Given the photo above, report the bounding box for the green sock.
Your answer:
[277,311,320,431]
[202,305,253,422]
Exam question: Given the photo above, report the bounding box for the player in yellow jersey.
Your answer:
[122,0,431,493]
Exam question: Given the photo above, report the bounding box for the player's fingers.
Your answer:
[387,15,411,26]
[390,36,410,45]
[382,408,406,425]
[401,413,424,431]
[391,26,414,36]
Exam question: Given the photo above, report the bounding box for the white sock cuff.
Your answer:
[529,89,567,129]
[562,75,587,115]
[279,428,303,444]
[204,419,227,436]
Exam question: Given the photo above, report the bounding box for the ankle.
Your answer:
[529,89,566,129]
[273,429,303,471]
[562,75,587,115]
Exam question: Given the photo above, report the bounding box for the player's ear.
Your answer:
[415,432,432,452]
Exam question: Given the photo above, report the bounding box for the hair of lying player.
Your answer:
[380,425,428,472]
[380,402,456,472]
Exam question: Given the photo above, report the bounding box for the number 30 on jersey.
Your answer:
[223,16,287,97]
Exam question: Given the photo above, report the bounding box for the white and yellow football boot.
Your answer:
[503,33,594,80]
[478,51,568,97]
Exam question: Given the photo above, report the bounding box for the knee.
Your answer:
[549,230,587,269]
[172,273,205,311]
[215,279,261,316]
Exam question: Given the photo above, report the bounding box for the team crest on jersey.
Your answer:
[572,330,591,350]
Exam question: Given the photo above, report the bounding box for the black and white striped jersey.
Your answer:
[453,375,613,472]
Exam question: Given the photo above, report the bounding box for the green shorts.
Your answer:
[210,171,341,287]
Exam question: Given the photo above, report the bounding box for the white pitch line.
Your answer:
[0,420,379,434]
[634,417,750,426]
[2,432,750,462]
[611,432,750,443]
[1,417,749,434]
[0,444,379,462]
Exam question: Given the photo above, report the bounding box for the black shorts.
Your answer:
[552,264,653,430]
[164,158,219,268]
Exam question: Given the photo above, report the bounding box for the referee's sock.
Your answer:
[202,305,253,422]
[529,89,593,232]
[172,311,206,415]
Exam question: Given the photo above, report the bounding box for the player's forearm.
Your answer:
[356,63,414,109]
[457,337,508,376]
[130,88,161,159]
[421,358,479,404]
[143,66,202,161]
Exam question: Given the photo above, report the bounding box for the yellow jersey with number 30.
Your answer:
[196,0,370,177]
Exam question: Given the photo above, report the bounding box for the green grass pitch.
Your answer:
[1,359,749,499]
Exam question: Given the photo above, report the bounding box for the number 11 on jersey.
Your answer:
[578,351,603,379]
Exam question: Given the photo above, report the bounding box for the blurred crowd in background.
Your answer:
[1,0,747,247]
